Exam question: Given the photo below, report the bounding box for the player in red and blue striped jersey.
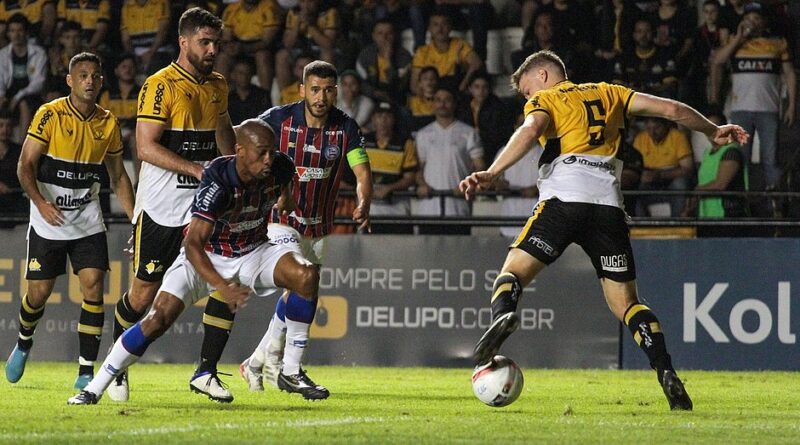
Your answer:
[231,60,372,399]
[69,119,323,405]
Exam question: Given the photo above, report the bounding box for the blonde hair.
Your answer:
[510,50,567,93]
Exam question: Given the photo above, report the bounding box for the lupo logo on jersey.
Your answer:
[323,144,340,160]
[310,296,348,339]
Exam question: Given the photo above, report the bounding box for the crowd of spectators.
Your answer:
[0,0,797,235]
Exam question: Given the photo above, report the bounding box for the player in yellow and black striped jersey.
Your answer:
[6,52,135,390]
[460,50,751,411]
[98,7,236,404]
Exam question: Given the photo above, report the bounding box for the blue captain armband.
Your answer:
[346,147,369,167]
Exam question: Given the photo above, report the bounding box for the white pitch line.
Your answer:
[0,416,399,441]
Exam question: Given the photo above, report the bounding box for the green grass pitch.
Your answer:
[0,363,798,444]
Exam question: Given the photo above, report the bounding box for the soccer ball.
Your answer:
[471,355,524,407]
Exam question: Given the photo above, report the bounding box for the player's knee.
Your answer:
[128,280,160,312]
[295,264,319,298]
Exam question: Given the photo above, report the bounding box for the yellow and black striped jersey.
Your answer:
[222,0,280,43]
[57,0,109,33]
[26,96,122,240]
[524,80,636,208]
[120,0,169,53]
[133,62,229,227]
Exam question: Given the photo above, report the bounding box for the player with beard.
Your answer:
[229,60,372,400]
[104,7,237,403]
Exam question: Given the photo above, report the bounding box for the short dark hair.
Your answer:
[302,60,337,83]
[702,0,720,8]
[419,66,439,80]
[510,50,567,92]
[69,52,102,72]
[113,53,136,69]
[7,13,29,33]
[232,56,255,72]
[179,7,223,37]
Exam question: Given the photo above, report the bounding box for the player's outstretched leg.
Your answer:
[623,303,692,411]
[473,272,522,366]
[190,291,235,403]
[6,294,44,383]
[108,291,147,401]
[246,295,287,389]
[68,322,154,405]
[76,300,105,389]
[276,292,329,400]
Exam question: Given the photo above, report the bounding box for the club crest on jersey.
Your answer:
[323,144,340,160]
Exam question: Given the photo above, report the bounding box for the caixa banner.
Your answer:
[623,239,800,371]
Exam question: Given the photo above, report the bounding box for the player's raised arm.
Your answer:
[459,111,549,200]
[628,92,750,146]
[184,216,250,312]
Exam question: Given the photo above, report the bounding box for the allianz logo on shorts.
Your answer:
[28,258,42,272]
[601,254,628,272]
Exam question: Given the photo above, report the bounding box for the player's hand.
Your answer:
[276,194,295,216]
[711,124,749,146]
[353,203,370,233]
[218,282,251,313]
[459,171,498,201]
[36,201,64,226]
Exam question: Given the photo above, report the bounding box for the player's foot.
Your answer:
[262,338,284,389]
[68,390,100,405]
[660,370,693,411]
[108,371,129,402]
[5,344,30,383]
[472,312,520,366]
[189,371,234,403]
[74,373,93,390]
[239,358,264,392]
[277,368,330,400]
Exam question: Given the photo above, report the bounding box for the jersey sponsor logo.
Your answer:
[282,125,302,133]
[153,82,166,115]
[138,82,148,112]
[180,141,216,152]
[56,191,93,210]
[195,182,221,209]
[28,258,41,272]
[294,215,323,225]
[323,144,340,160]
[177,174,201,189]
[735,58,778,73]
[302,144,321,154]
[601,254,628,273]
[562,156,616,173]
[35,110,53,135]
[57,169,102,182]
[225,217,265,233]
[324,130,343,136]
[270,232,300,245]
[295,166,332,182]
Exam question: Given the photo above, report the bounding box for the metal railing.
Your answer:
[1,188,799,229]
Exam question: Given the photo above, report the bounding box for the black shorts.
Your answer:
[25,227,109,280]
[132,211,186,282]
[510,199,637,282]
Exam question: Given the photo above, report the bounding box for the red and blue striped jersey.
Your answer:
[191,153,294,257]
[259,101,365,237]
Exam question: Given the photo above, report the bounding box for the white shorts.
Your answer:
[159,242,295,304]
[267,223,327,265]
